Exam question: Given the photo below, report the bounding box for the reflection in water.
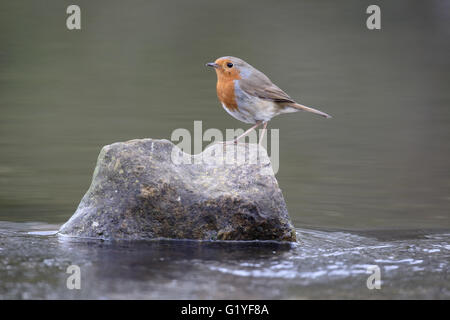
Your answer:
[0,222,448,299]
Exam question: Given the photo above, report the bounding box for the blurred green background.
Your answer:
[0,0,449,229]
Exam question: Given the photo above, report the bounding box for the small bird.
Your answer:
[206,56,331,144]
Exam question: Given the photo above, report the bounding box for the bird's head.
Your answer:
[206,56,252,81]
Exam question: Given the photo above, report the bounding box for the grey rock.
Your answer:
[58,139,296,242]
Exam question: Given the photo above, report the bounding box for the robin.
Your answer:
[206,56,331,144]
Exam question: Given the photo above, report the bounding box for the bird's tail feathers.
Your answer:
[291,103,332,119]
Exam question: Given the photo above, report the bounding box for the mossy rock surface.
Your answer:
[59,139,296,242]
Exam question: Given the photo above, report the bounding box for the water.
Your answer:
[0,1,449,299]
[0,222,448,299]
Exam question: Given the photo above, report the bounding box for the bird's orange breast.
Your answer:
[216,79,238,111]
[215,66,242,112]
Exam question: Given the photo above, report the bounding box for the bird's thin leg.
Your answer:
[230,121,263,144]
[220,121,263,144]
[258,122,268,145]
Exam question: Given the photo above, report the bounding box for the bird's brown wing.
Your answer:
[238,69,332,118]
[238,69,295,103]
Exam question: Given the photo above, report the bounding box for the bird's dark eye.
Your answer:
[226,62,233,68]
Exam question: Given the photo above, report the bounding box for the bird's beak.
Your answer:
[206,62,219,69]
